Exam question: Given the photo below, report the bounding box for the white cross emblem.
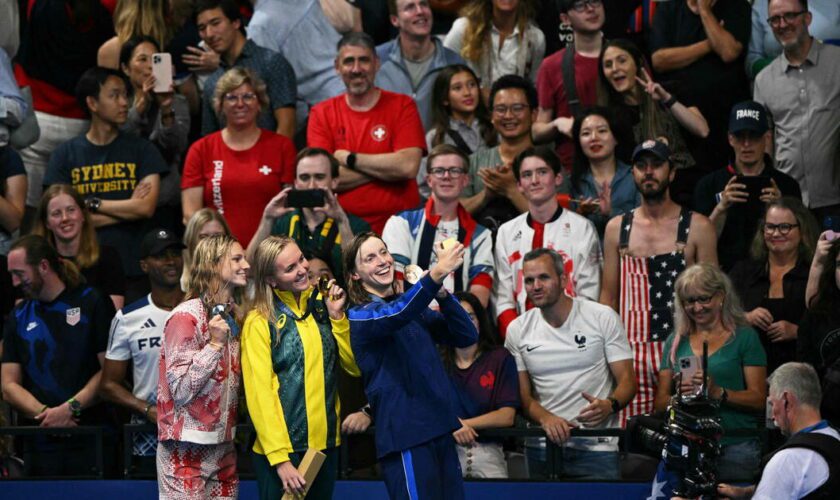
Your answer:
[371,125,387,142]
[259,165,272,176]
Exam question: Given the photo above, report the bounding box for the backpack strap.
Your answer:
[446,129,473,155]
[562,45,580,118]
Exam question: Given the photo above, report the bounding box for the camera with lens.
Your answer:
[628,346,723,498]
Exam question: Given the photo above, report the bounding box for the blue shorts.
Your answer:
[380,434,465,500]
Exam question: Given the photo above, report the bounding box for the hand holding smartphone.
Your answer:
[152,53,173,93]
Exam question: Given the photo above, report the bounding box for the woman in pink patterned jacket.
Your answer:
[156,234,250,499]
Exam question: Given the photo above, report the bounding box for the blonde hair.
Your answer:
[181,208,232,291]
[212,67,270,123]
[248,236,298,327]
[113,0,172,48]
[669,264,748,364]
[186,234,243,319]
[32,185,101,269]
[459,0,534,63]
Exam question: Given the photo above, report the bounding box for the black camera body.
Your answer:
[630,343,723,499]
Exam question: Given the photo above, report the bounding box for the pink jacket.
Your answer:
[157,299,240,444]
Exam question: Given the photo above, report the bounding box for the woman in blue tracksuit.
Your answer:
[343,232,478,500]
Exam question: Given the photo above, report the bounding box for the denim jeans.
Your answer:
[717,439,761,482]
[525,444,620,480]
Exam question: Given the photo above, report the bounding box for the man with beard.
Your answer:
[1,235,115,475]
[308,32,426,234]
[716,363,840,499]
[599,139,716,425]
[505,248,635,479]
[99,229,186,474]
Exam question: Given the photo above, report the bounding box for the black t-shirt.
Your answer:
[650,0,751,101]
[44,132,169,277]
[61,245,126,299]
[694,162,802,271]
[799,311,840,377]
[2,284,115,412]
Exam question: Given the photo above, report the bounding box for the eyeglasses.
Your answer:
[223,92,257,104]
[429,167,466,178]
[492,104,529,116]
[767,11,806,28]
[570,0,602,12]
[763,223,799,235]
[682,294,715,306]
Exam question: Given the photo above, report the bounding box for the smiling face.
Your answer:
[122,41,156,90]
[763,206,801,256]
[601,46,638,96]
[491,88,534,142]
[219,242,250,289]
[578,114,617,162]
[427,153,469,203]
[680,286,724,330]
[270,242,311,294]
[45,193,84,243]
[7,248,44,300]
[221,82,260,128]
[446,71,479,120]
[523,254,565,309]
[391,0,432,38]
[336,44,379,97]
[142,247,184,288]
[560,0,605,34]
[352,237,395,296]
[196,7,241,55]
[768,0,812,51]
[517,156,562,205]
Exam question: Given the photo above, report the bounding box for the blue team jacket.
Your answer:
[348,275,478,458]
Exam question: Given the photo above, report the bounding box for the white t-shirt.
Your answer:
[106,294,170,405]
[753,425,839,500]
[504,298,632,451]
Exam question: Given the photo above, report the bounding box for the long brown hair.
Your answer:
[429,64,497,149]
[342,232,399,305]
[186,234,244,320]
[459,0,535,64]
[597,39,668,148]
[32,185,100,269]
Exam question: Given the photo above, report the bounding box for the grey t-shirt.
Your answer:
[404,51,434,90]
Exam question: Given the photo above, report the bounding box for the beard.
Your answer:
[639,178,670,202]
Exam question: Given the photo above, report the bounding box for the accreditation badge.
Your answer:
[66,307,81,326]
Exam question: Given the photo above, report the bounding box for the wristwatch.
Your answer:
[85,196,102,213]
[67,397,82,418]
[608,397,620,414]
[360,404,373,421]
[346,152,357,170]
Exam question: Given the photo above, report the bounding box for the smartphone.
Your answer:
[824,216,840,241]
[286,189,326,208]
[678,356,701,381]
[736,175,771,201]
[152,53,173,93]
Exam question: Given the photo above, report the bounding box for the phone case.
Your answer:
[152,53,173,93]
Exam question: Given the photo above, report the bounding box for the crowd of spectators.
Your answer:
[1,0,840,493]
